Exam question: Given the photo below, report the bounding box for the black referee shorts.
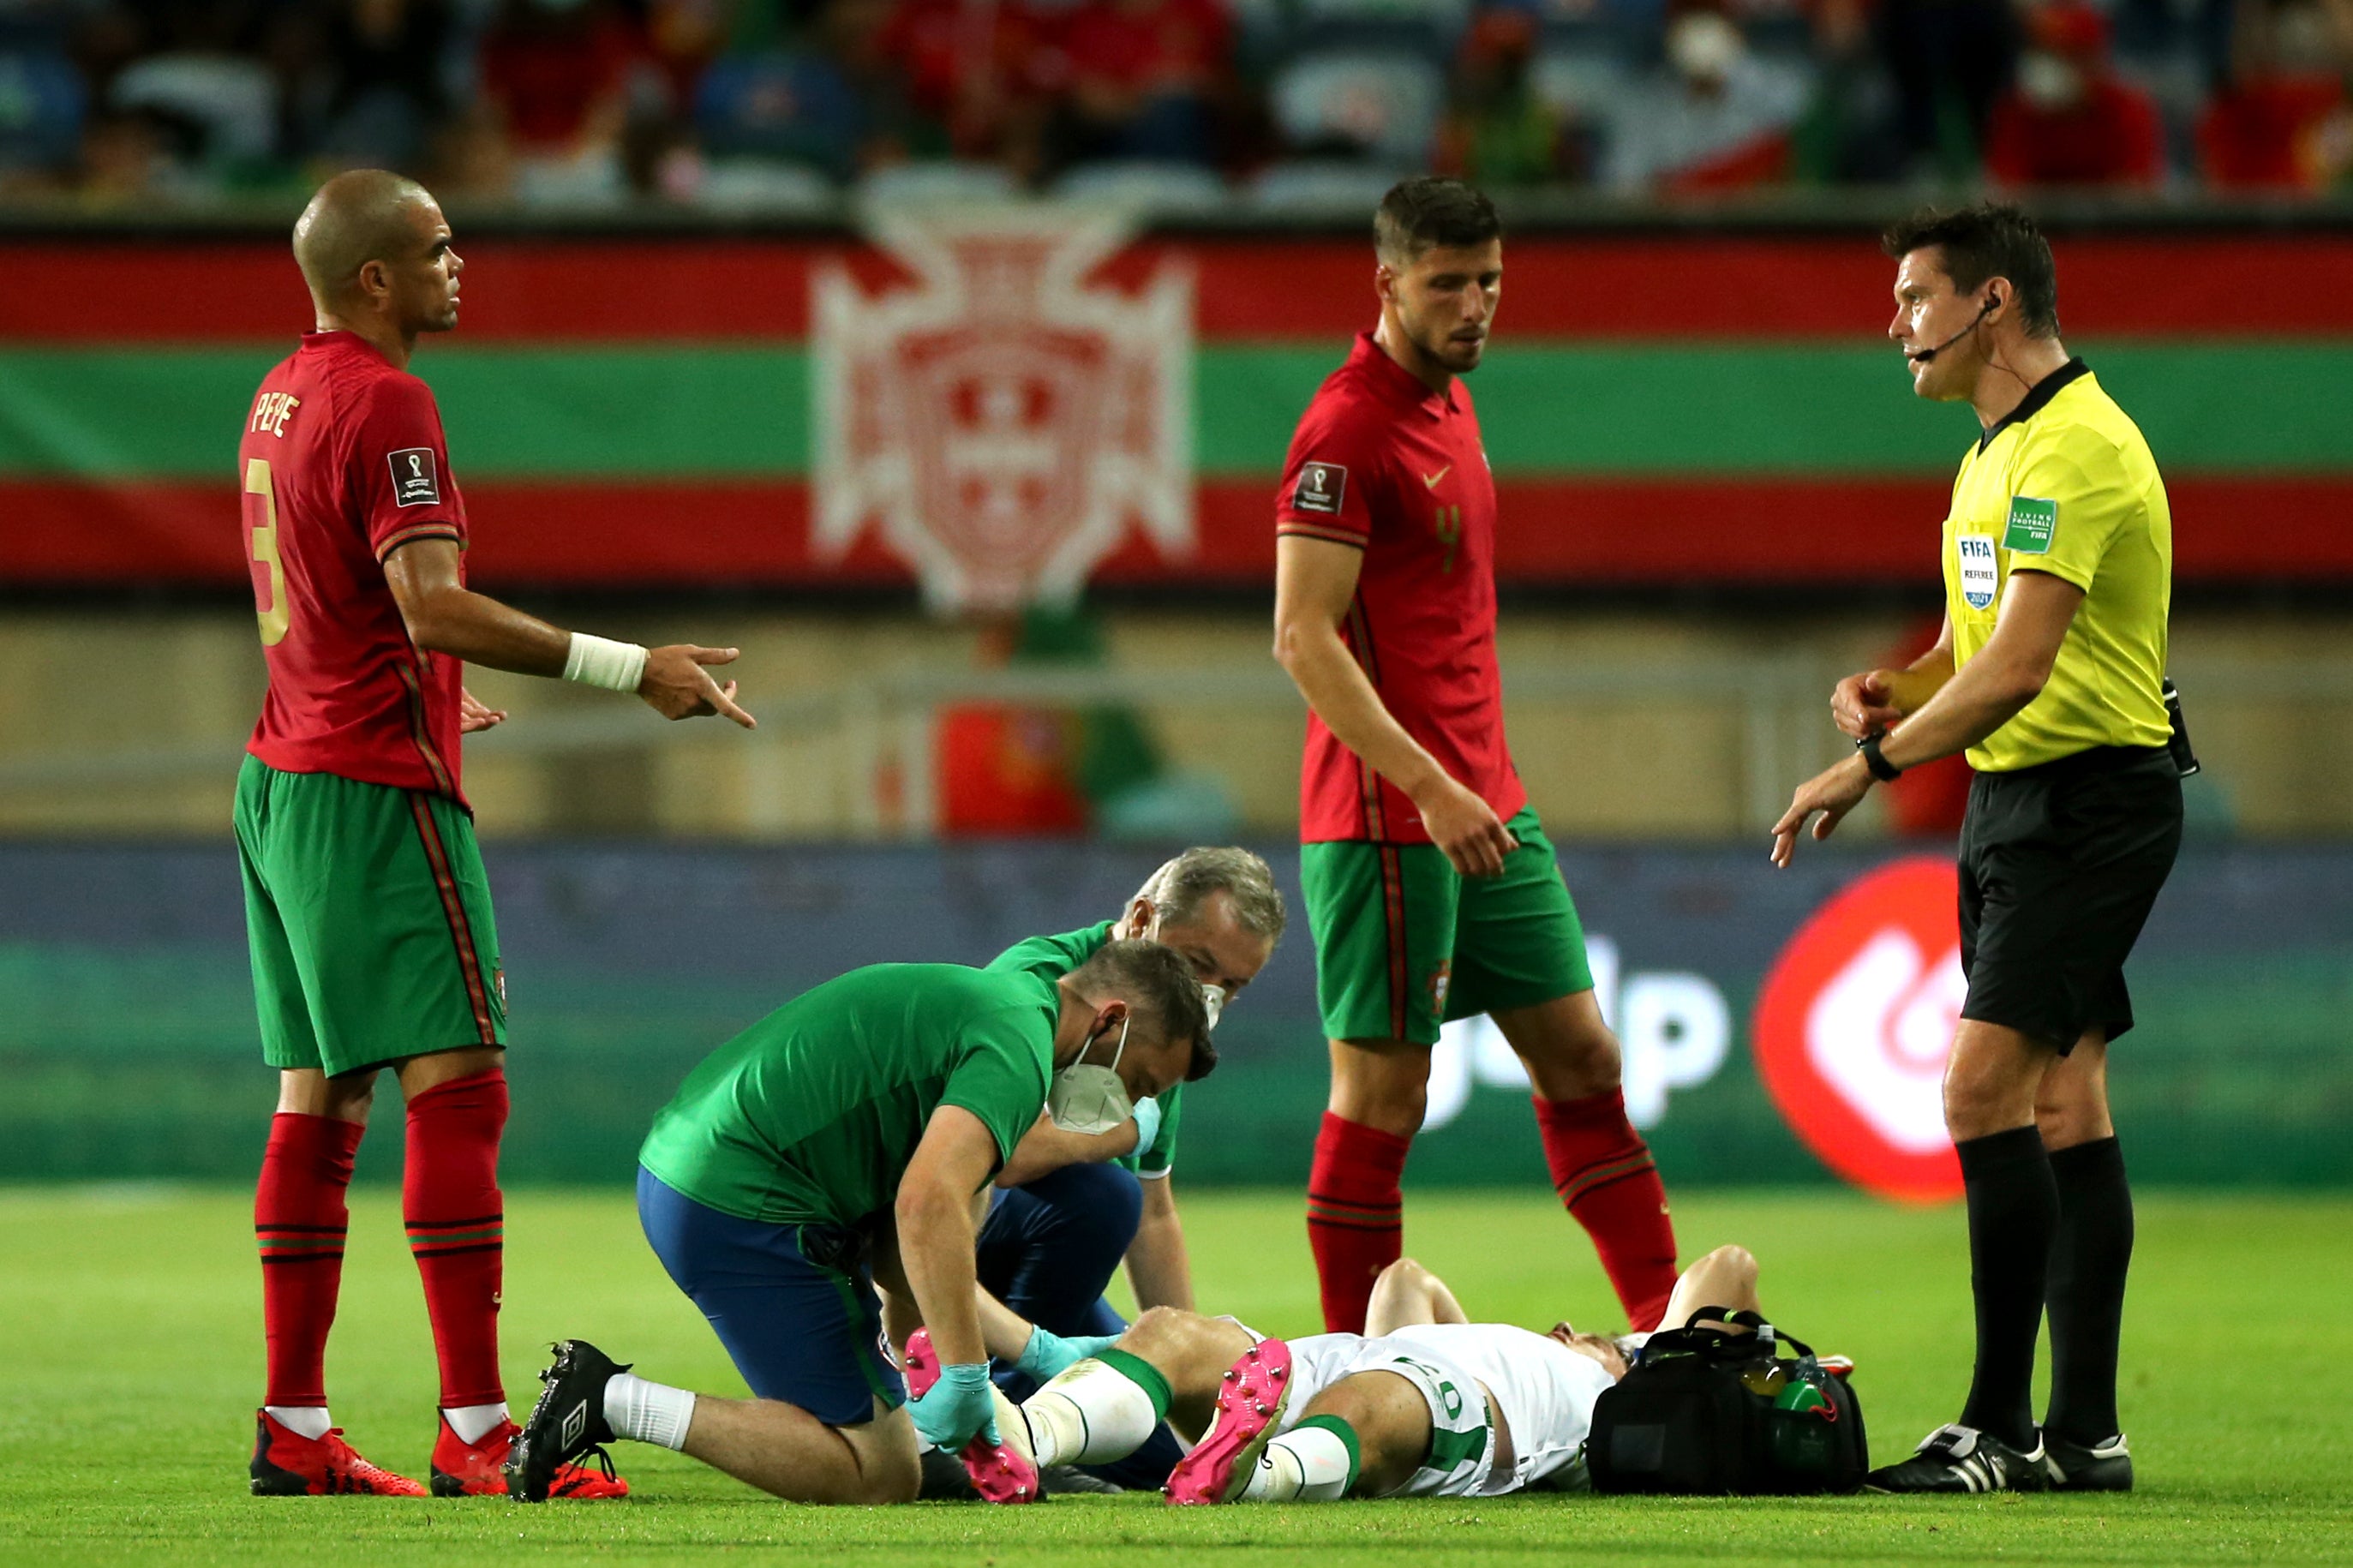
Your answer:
[1958,745,2182,1053]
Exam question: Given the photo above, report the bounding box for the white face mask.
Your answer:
[1048,1014,1135,1135]
[1201,983,1227,1032]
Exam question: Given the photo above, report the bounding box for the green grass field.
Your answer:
[8,1186,2350,1566]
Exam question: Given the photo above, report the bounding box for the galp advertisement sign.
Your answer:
[1753,857,1966,1202]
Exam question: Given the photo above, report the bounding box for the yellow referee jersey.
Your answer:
[1942,361,2172,772]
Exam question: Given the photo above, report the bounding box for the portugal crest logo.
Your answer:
[812,205,1194,612]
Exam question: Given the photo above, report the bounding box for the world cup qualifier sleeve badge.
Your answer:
[1291,462,1347,515]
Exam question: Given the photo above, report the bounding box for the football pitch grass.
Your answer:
[8,1187,2350,1566]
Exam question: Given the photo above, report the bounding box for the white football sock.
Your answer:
[604,1372,696,1451]
[264,1404,332,1441]
[441,1401,509,1445]
[1021,1357,1161,1467]
[1246,1427,1354,1502]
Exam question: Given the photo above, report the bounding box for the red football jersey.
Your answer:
[1276,332,1526,844]
[238,332,471,804]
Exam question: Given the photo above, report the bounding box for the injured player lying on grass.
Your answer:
[919,1242,1769,1505]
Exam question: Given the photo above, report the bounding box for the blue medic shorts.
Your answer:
[636,1166,903,1426]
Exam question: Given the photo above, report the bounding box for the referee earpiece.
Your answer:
[1908,292,2003,364]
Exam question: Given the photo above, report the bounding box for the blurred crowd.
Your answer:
[2,0,2350,211]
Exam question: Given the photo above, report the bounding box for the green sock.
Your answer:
[1095,1347,1173,1422]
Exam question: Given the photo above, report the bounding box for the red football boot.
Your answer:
[430,1414,630,1499]
[249,1409,428,1497]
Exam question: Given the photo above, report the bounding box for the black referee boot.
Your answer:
[1865,1423,2052,1494]
[2041,1430,2134,1492]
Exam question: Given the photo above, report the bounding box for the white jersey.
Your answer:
[1283,1323,1617,1497]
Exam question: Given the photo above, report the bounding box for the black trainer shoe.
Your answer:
[2041,1430,2133,1492]
[507,1340,626,1503]
[1865,1423,2051,1494]
[918,1445,979,1501]
[1039,1464,1123,1495]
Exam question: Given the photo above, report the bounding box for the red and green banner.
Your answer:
[5,231,2350,589]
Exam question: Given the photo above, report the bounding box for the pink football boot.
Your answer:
[901,1329,1043,1505]
[1163,1338,1293,1505]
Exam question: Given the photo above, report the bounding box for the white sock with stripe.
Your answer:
[1020,1356,1163,1467]
[604,1373,696,1451]
[1243,1426,1355,1502]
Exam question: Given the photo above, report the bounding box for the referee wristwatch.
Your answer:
[1857,732,1902,782]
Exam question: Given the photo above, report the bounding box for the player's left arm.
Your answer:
[1123,1173,1194,1313]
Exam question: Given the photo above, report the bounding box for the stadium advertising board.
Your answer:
[2,839,2344,1191]
[3,230,2352,590]
[1751,857,1967,1204]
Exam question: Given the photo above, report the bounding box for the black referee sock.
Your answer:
[1955,1125,2058,1451]
[2044,1136,2134,1445]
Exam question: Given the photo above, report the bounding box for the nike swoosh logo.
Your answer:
[1421,466,1450,489]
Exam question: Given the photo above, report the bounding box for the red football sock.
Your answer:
[1533,1090,1679,1332]
[257,1111,366,1409]
[1306,1112,1411,1333]
[404,1067,508,1411]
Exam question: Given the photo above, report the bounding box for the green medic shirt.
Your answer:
[989,921,1182,1179]
[638,962,1056,1226]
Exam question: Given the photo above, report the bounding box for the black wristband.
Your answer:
[1858,733,1903,782]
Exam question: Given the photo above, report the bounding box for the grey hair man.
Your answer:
[913,848,1287,1495]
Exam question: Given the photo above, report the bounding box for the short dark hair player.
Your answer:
[242,171,755,1499]
[1271,177,1680,1338]
[1772,202,2179,1493]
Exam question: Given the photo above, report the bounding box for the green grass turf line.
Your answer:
[3,1188,2349,1565]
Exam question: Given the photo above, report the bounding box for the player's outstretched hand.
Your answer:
[907,1361,1000,1454]
[1769,754,1874,868]
[1419,775,1516,878]
[1830,669,1905,740]
[638,645,757,729]
[458,687,508,734]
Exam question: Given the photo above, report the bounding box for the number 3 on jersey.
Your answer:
[243,458,290,646]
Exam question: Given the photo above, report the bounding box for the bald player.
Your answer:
[239,171,752,1500]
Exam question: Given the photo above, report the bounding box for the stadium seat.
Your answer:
[109,52,276,165]
[1051,159,1230,215]
[1245,157,1408,213]
[856,159,1021,205]
[1530,45,1633,123]
[0,49,84,174]
[1270,51,1445,164]
[698,157,840,212]
[695,52,870,181]
[1291,0,1474,52]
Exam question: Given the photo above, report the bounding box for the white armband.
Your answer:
[562,632,649,694]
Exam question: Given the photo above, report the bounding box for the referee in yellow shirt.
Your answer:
[1773,204,2182,1496]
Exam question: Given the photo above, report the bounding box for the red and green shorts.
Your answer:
[1299,807,1595,1045]
[235,755,506,1078]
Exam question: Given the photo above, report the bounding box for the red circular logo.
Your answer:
[1753,856,1966,1203]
